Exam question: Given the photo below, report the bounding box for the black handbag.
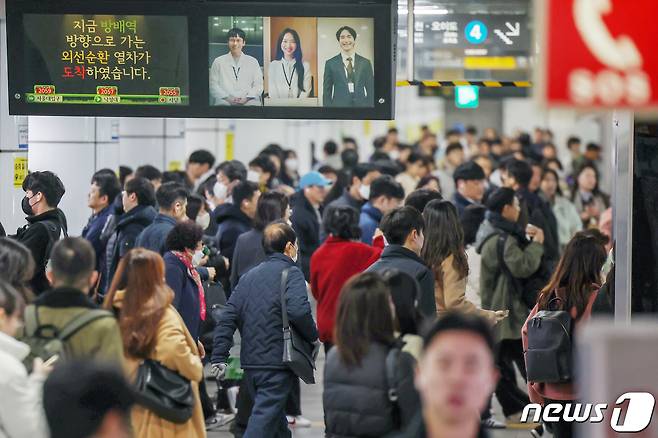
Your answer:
[280,268,319,384]
[134,359,195,424]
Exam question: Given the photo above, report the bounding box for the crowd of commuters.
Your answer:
[0,124,614,438]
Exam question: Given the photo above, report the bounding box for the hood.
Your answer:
[474,218,497,254]
[26,208,69,232]
[117,205,157,229]
[214,203,252,226]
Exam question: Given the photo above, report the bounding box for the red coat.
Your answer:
[310,236,383,342]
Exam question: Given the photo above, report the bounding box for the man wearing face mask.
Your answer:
[214,181,260,266]
[248,155,277,192]
[366,206,437,318]
[321,163,380,241]
[211,222,318,437]
[359,175,405,245]
[135,182,189,255]
[280,150,300,189]
[12,171,68,295]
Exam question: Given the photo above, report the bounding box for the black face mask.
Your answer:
[21,196,34,216]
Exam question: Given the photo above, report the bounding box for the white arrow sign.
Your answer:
[505,22,520,37]
[494,29,513,45]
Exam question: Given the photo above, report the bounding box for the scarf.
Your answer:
[172,250,206,321]
[487,211,528,245]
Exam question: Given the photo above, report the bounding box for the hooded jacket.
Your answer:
[213,203,253,263]
[290,191,322,281]
[104,205,157,292]
[359,202,383,245]
[13,208,68,295]
[0,332,48,438]
[475,216,543,342]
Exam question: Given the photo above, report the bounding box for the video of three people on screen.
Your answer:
[208,17,374,108]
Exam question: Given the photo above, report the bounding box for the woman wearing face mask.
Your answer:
[539,169,581,253]
[280,149,301,188]
[0,280,51,438]
[268,28,312,100]
[421,199,507,324]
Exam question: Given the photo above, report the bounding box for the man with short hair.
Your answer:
[135,182,189,254]
[367,206,436,317]
[214,181,260,264]
[134,165,163,191]
[104,177,157,293]
[211,222,318,438]
[291,171,332,280]
[24,238,123,364]
[404,188,442,213]
[323,25,374,107]
[186,149,216,191]
[209,27,264,106]
[396,152,430,197]
[359,175,405,245]
[44,361,134,438]
[319,140,342,170]
[326,162,381,212]
[475,188,544,426]
[82,171,122,275]
[13,171,68,294]
[567,136,583,175]
[436,142,466,199]
[452,161,486,217]
[405,312,498,438]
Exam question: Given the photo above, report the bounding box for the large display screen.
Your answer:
[6,0,395,120]
[21,14,189,106]
[208,16,374,108]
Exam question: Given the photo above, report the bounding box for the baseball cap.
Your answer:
[299,171,332,189]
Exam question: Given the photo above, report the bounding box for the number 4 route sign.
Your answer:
[465,20,488,44]
[538,0,658,109]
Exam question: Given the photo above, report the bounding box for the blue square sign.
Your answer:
[455,86,479,109]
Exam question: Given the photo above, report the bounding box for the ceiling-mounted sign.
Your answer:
[538,0,657,109]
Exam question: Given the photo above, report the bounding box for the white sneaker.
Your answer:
[293,415,312,428]
[286,415,295,425]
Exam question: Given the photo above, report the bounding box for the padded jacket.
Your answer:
[323,341,420,438]
[211,253,318,368]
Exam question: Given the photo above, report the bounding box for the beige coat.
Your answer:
[124,304,206,438]
[434,254,496,321]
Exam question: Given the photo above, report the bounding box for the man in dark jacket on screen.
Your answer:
[367,206,436,317]
[290,171,331,281]
[103,177,157,293]
[211,222,318,438]
[12,171,68,294]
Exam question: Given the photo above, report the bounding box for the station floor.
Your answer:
[204,351,549,438]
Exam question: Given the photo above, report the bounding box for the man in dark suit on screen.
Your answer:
[322,26,374,107]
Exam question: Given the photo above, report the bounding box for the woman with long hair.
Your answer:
[421,199,505,323]
[539,168,581,252]
[323,273,419,437]
[104,249,205,438]
[571,164,610,229]
[522,230,608,438]
[268,28,312,99]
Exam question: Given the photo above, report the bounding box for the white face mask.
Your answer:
[247,170,261,183]
[291,244,299,263]
[285,158,299,172]
[389,150,400,160]
[358,184,370,200]
[192,250,204,266]
[196,212,211,230]
[213,181,228,201]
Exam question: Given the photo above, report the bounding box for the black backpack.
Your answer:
[525,295,574,384]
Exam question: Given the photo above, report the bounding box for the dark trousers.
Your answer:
[243,369,294,438]
[200,378,216,419]
[544,399,573,438]
[495,339,529,417]
[234,375,301,429]
[323,341,333,357]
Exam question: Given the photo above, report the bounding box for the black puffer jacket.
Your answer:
[323,341,420,438]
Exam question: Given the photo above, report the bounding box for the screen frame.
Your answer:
[6,0,396,120]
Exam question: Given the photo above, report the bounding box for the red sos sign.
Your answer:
[539,0,657,109]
